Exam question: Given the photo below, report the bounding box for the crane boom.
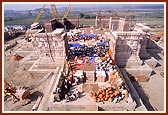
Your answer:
[63,4,71,19]
[34,4,71,23]
[53,4,60,19]
[50,4,56,19]
[34,4,46,23]
[50,4,60,20]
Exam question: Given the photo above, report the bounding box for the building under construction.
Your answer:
[3,4,165,112]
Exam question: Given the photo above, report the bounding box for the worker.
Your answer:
[74,89,80,99]
[112,96,119,103]
[11,94,19,104]
[69,93,76,100]
[56,87,62,95]
[74,77,80,85]
[65,94,70,103]
[53,92,61,102]
[68,79,72,87]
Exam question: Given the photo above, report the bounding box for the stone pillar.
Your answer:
[85,71,95,83]
[76,16,79,28]
[109,17,112,30]
[109,33,116,60]
[118,18,126,32]
[95,16,98,28]
[139,35,151,59]
[126,34,143,66]
[63,33,69,57]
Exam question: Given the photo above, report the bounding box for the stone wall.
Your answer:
[31,33,66,62]
[48,104,98,111]
[109,17,131,31]
[95,16,110,29]
[85,71,95,83]
[112,32,143,67]
[57,16,79,28]
[111,31,153,77]
[118,18,126,32]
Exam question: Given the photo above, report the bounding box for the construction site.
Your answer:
[3,3,165,112]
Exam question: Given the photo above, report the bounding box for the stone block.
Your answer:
[125,64,152,77]
[144,57,158,68]
[139,51,151,59]
[126,60,143,66]
[116,57,142,67]
[96,76,106,82]
[136,75,150,82]
[85,71,95,83]
[83,83,99,93]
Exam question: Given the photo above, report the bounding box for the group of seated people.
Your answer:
[69,43,109,58]
[94,53,116,72]
[68,34,102,42]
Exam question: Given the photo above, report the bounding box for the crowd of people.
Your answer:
[52,31,130,105]
[53,71,84,103]
[68,34,102,42]
[69,43,109,57]
[94,53,116,72]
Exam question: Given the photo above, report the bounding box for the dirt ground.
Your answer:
[3,35,53,111]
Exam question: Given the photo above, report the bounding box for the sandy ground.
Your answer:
[138,51,164,111]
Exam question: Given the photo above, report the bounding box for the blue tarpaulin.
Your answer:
[69,43,80,48]
[80,33,97,37]
[96,42,108,46]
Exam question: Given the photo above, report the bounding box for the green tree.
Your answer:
[79,13,84,18]
[84,15,91,19]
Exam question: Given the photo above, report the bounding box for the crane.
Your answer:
[34,4,71,23]
[34,4,59,23]
[63,4,72,19]
[50,4,60,19]
[34,4,46,23]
